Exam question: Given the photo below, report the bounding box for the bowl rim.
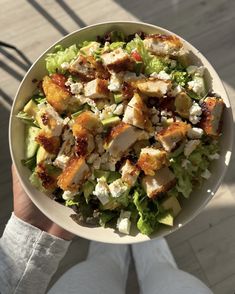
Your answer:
[9,21,234,243]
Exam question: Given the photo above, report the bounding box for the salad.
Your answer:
[17,30,224,236]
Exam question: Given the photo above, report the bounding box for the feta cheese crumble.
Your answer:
[109,179,129,198]
[187,127,204,139]
[117,210,131,235]
[189,102,202,124]
[184,140,200,157]
[151,70,171,80]
[93,177,110,205]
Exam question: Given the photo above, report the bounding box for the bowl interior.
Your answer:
[9,22,233,244]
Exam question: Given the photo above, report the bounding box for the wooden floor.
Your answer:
[1,1,235,293]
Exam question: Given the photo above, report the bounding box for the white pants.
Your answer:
[49,238,212,294]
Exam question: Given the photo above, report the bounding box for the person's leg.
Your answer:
[132,238,213,294]
[49,242,130,294]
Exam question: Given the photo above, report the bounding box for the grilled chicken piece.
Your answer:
[36,103,64,137]
[42,76,71,114]
[137,78,171,97]
[123,93,152,130]
[142,166,176,198]
[101,48,133,72]
[69,55,96,81]
[157,122,189,152]
[36,163,60,191]
[36,131,61,154]
[137,147,168,176]
[74,125,95,157]
[72,111,103,134]
[58,156,90,191]
[106,122,143,158]
[200,97,224,136]
[143,34,183,56]
[120,159,140,187]
[84,78,109,99]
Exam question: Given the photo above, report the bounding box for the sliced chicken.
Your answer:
[84,78,109,99]
[42,76,71,114]
[58,156,90,191]
[106,122,143,158]
[143,34,183,56]
[157,122,189,152]
[101,48,133,72]
[137,147,168,176]
[123,93,152,130]
[142,166,176,198]
[36,131,61,154]
[137,78,171,97]
[72,111,103,134]
[200,97,224,136]
[120,159,140,187]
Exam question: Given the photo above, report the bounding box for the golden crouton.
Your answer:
[157,122,189,152]
[42,76,71,114]
[57,156,90,191]
[200,97,224,136]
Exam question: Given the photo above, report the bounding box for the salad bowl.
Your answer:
[9,21,233,243]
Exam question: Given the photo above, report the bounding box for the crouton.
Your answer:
[123,93,152,130]
[143,34,183,56]
[137,148,168,176]
[84,78,109,99]
[101,48,133,72]
[36,131,61,154]
[121,159,140,186]
[137,78,171,97]
[57,156,90,191]
[200,97,224,136]
[106,122,143,158]
[42,76,71,114]
[157,122,189,152]
[142,166,176,198]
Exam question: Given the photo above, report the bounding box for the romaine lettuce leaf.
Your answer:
[126,35,166,75]
[45,44,78,74]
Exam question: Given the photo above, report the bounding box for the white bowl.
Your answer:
[9,21,233,244]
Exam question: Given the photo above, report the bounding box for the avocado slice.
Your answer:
[23,99,38,119]
[101,116,120,127]
[157,211,174,226]
[36,146,55,164]
[25,126,40,158]
[161,196,181,217]
[93,169,110,180]
[114,93,123,104]
[82,181,95,203]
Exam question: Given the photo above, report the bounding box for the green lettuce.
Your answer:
[45,44,78,74]
[170,140,219,198]
[133,189,160,235]
[126,35,166,75]
[171,70,190,87]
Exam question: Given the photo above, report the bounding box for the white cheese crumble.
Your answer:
[201,169,211,179]
[184,140,200,157]
[70,82,83,95]
[181,159,191,169]
[54,154,69,170]
[189,102,202,124]
[113,104,124,115]
[117,210,131,235]
[108,72,122,92]
[93,177,110,205]
[151,70,171,80]
[100,104,117,120]
[62,190,77,200]
[188,79,204,96]
[109,179,128,198]
[209,153,220,160]
[187,127,204,139]
[61,62,70,70]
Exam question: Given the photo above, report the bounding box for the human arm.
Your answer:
[0,166,74,294]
